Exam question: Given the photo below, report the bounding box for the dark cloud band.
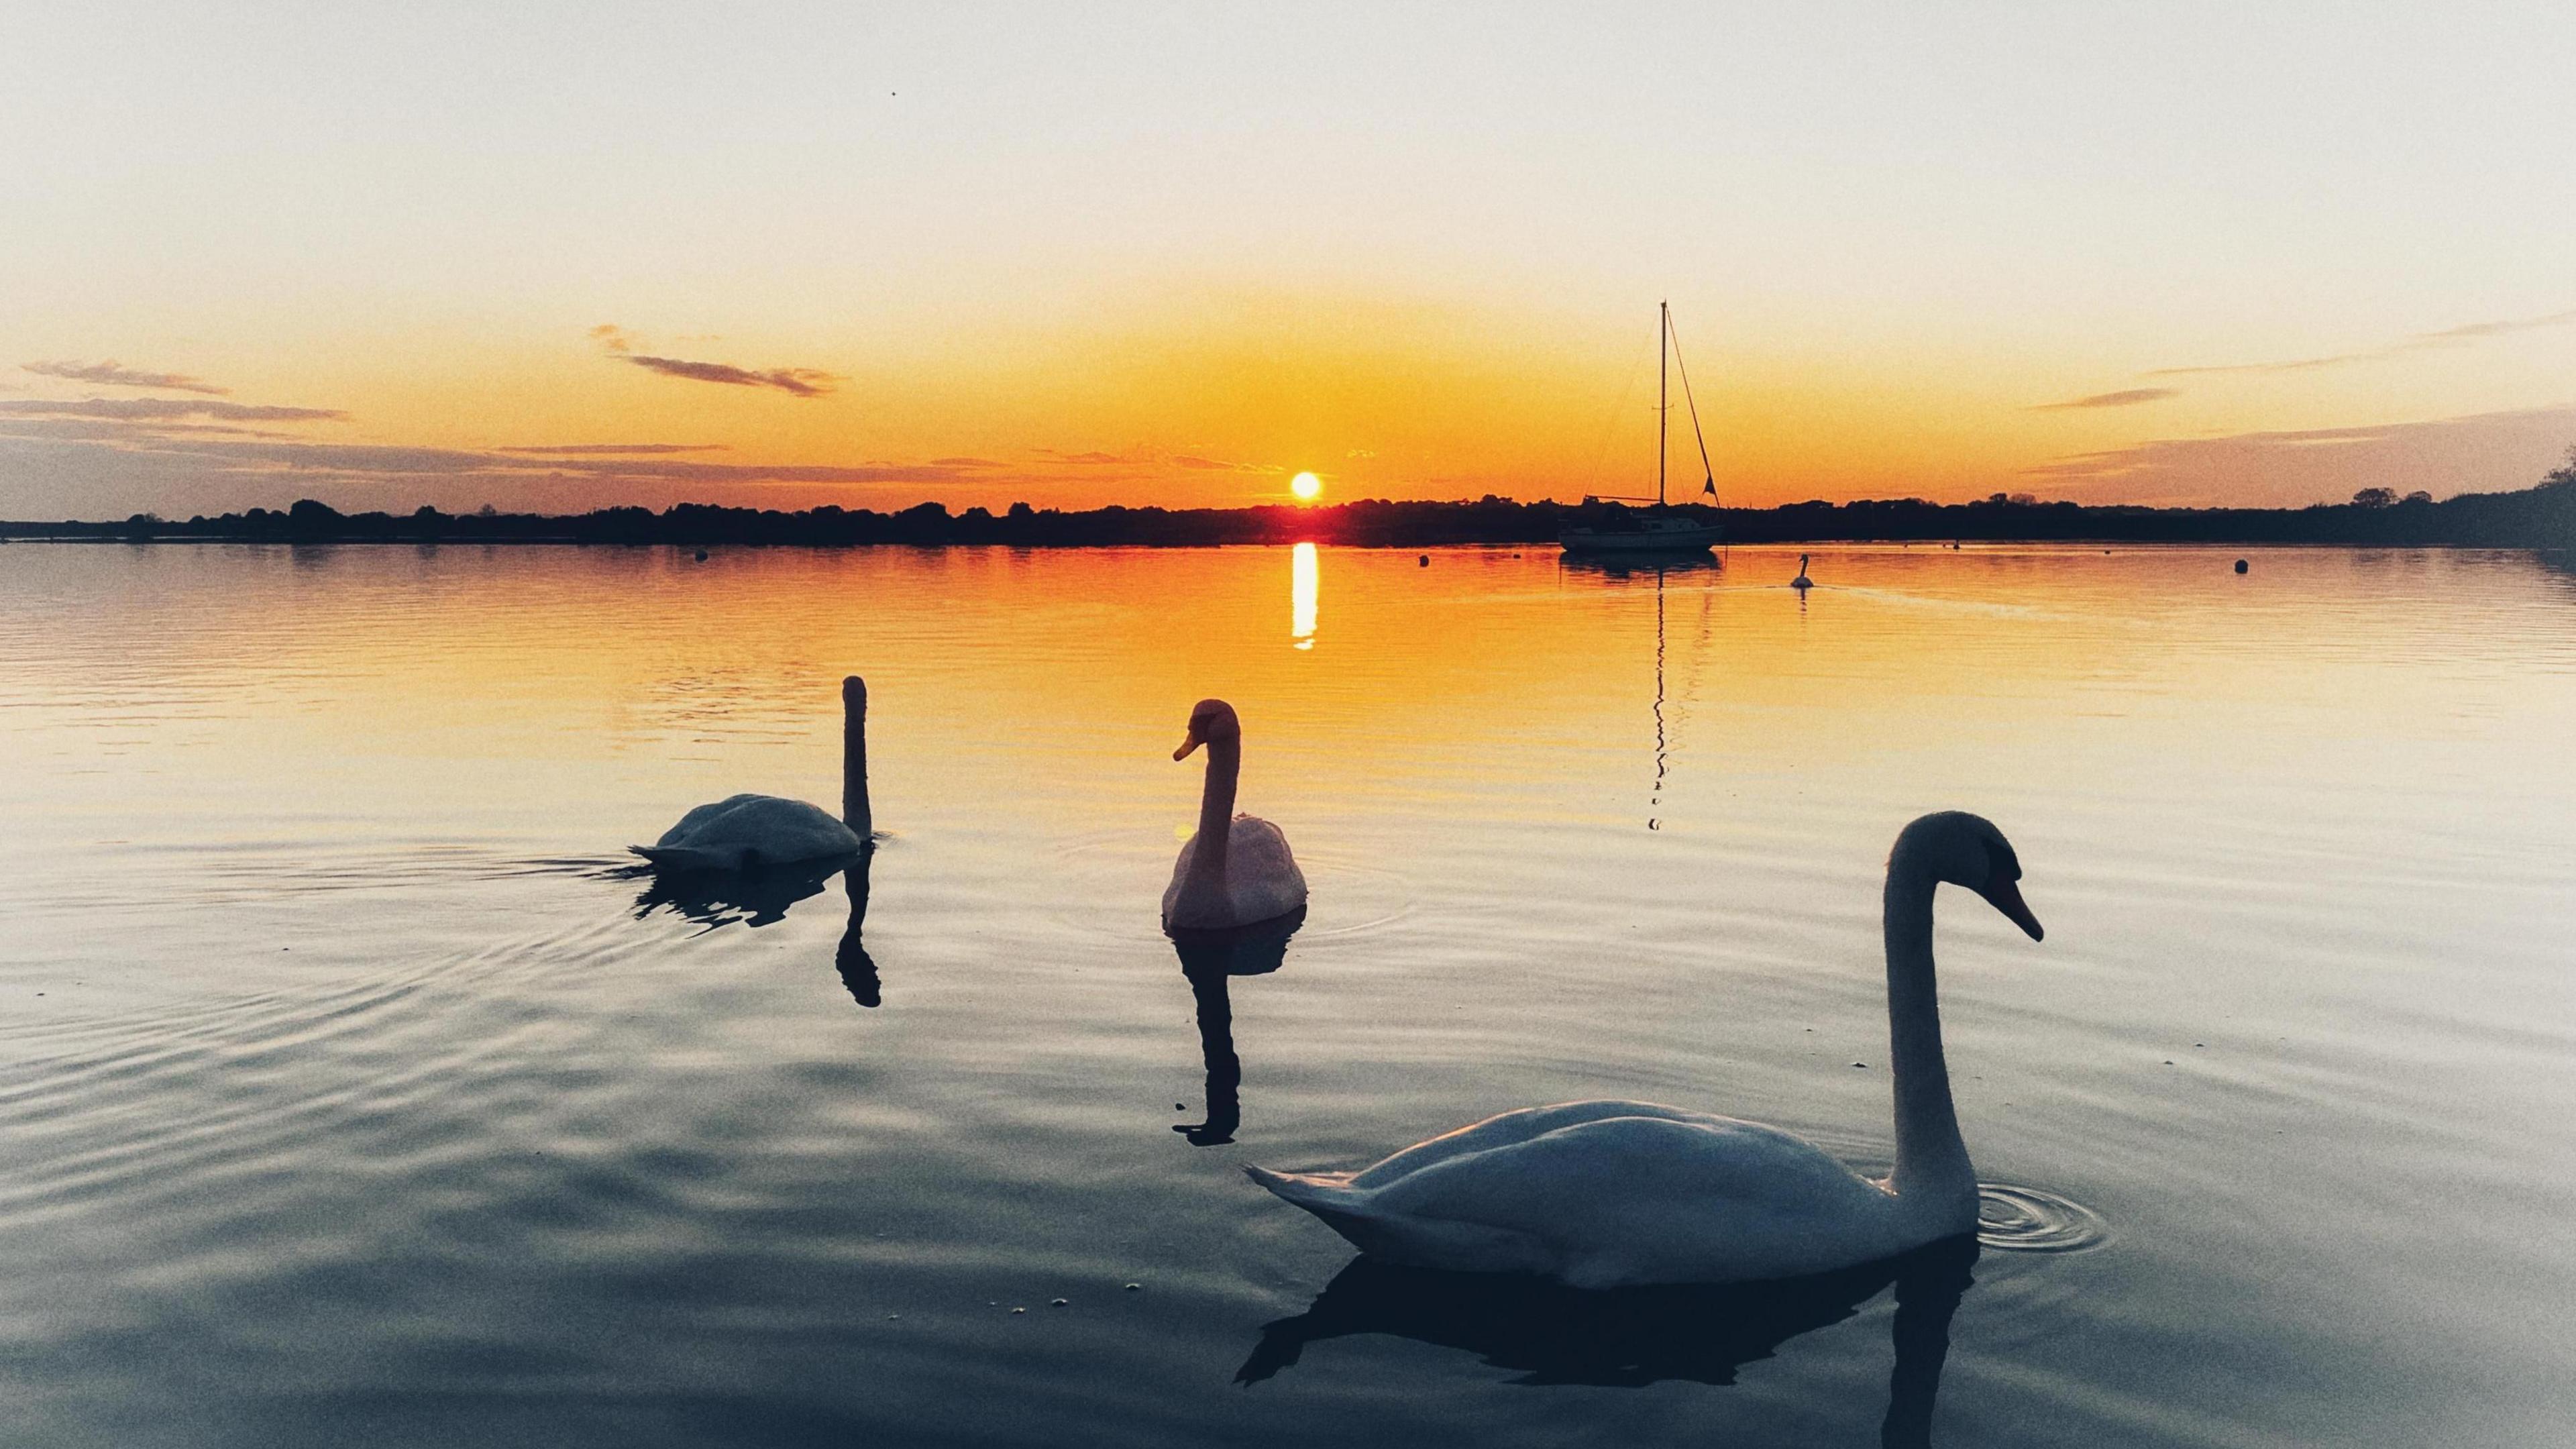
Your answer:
[621,354,841,397]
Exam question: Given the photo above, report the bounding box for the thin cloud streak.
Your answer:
[498,443,729,455]
[590,323,841,397]
[0,398,344,422]
[2031,388,2179,411]
[623,354,841,397]
[24,360,229,395]
[2147,307,2576,378]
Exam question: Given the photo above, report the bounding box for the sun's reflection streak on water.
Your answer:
[1291,541,1318,650]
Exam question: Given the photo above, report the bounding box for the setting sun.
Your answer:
[1290,472,1323,501]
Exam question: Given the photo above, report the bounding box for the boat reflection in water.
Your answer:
[1558,552,1719,831]
[1555,551,1723,583]
[1240,1236,1977,1446]
[1167,907,1305,1146]
[629,848,882,1008]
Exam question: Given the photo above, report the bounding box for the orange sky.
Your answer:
[3,9,2573,518]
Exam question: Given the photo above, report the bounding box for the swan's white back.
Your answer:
[1163,815,1306,930]
[633,793,861,871]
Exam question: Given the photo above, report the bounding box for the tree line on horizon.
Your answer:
[11,451,2573,549]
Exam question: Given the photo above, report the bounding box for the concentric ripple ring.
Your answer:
[1976,1183,2110,1253]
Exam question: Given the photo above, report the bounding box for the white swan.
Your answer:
[1163,698,1307,933]
[1791,553,1813,590]
[631,676,871,871]
[1248,811,2043,1288]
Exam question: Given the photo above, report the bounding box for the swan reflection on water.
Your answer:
[1240,1235,1977,1446]
[1167,907,1304,1146]
[629,847,882,1008]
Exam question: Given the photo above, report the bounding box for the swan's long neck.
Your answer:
[841,676,871,839]
[1189,737,1240,885]
[1883,853,1972,1200]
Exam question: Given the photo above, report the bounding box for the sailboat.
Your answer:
[1559,302,1727,555]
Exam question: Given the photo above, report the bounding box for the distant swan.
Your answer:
[1163,699,1307,933]
[1791,553,1813,590]
[632,676,873,871]
[1248,811,2044,1288]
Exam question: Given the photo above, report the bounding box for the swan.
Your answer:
[1790,553,1813,590]
[1247,810,2043,1289]
[1163,698,1307,933]
[631,676,872,871]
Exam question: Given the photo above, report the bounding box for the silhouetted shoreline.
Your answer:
[7,472,2571,549]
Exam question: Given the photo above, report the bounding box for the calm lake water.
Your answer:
[1,541,2571,1447]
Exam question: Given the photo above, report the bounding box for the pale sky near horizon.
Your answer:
[3,3,2572,517]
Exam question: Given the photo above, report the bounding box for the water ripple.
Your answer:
[1976,1183,2110,1254]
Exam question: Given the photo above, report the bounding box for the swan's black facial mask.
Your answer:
[1972,845,2044,942]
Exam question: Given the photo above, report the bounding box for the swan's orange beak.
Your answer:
[1978,875,2044,941]
[1174,729,1202,761]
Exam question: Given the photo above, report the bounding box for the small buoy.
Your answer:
[2234,559,2249,574]
[1417,554,1430,567]
[694,549,708,561]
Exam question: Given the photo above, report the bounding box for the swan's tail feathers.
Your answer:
[1245,1164,1356,1205]
[1245,1167,1390,1253]
[630,844,732,872]
[1247,1165,1556,1274]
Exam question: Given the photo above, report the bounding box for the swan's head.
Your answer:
[1894,811,2043,941]
[1174,698,1242,760]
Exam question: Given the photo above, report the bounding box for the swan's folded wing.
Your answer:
[1364,1116,1890,1270]
[1227,816,1305,879]
[651,794,769,848]
[1348,1101,1737,1189]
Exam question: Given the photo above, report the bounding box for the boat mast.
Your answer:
[1658,301,1668,507]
